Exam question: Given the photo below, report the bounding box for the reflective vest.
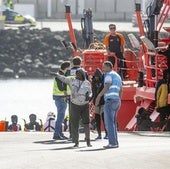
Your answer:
[156,83,168,108]
[104,71,122,100]
[66,84,71,95]
[5,1,13,9]
[53,79,66,96]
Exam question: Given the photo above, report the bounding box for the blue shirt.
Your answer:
[104,71,122,100]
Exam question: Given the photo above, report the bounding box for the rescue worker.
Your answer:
[155,69,170,129]
[96,61,122,149]
[103,24,126,78]
[52,61,70,140]
[5,0,13,9]
[8,115,21,131]
[67,56,82,78]
[50,68,92,148]
[66,56,88,79]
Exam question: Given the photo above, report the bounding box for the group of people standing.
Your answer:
[51,57,92,147]
[51,23,124,148]
[51,59,122,149]
[5,23,124,150]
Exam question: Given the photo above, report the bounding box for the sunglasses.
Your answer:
[110,27,116,30]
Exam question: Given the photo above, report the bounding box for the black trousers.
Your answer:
[70,102,90,144]
[157,106,170,122]
[95,113,107,136]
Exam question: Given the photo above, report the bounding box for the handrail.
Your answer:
[143,51,167,87]
[88,42,105,50]
[157,0,170,32]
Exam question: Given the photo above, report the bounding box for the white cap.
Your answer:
[46,112,56,121]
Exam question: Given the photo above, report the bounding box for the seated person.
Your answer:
[43,112,56,132]
[8,115,21,131]
[135,107,165,131]
[25,114,42,131]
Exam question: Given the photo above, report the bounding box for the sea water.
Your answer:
[0,79,62,130]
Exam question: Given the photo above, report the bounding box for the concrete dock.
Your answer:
[0,131,170,169]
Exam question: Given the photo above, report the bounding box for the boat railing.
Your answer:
[83,44,145,83]
[120,57,139,82]
[143,50,167,87]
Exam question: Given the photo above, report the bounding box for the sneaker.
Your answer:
[67,137,72,141]
[53,136,65,140]
[73,143,79,148]
[103,135,108,139]
[62,135,68,139]
[103,144,119,149]
[86,139,92,147]
[87,143,92,147]
[95,136,102,140]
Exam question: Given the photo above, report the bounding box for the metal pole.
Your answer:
[114,0,117,12]
[65,5,78,56]
[135,3,145,36]
[154,15,158,47]
[94,0,97,12]
[0,0,4,30]
[76,0,78,15]
[47,0,52,18]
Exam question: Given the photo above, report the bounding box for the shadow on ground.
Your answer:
[33,139,96,145]
[130,131,170,137]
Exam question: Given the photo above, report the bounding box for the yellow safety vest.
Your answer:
[53,79,66,96]
[5,2,13,9]
[156,83,168,108]
[67,84,71,95]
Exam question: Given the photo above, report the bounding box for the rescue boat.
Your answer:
[64,0,170,131]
